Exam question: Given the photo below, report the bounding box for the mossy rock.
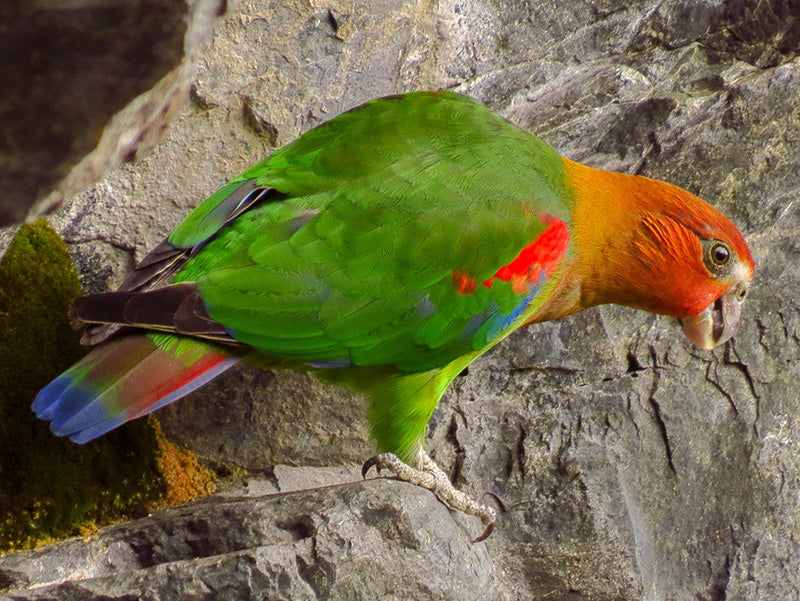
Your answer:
[0,221,214,552]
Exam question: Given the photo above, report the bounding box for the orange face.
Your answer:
[628,207,753,317]
[563,158,754,349]
[629,205,753,349]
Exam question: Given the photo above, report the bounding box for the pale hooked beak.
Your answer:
[680,281,750,350]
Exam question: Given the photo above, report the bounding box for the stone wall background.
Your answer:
[2,1,800,599]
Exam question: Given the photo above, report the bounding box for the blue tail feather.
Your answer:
[33,334,239,443]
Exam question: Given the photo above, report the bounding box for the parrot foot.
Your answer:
[362,451,496,542]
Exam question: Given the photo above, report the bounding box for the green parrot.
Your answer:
[34,91,754,540]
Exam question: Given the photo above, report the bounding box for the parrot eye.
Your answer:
[711,243,730,265]
[702,240,733,275]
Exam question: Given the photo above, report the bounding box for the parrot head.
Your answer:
[675,237,752,350]
[619,178,755,350]
[566,160,755,351]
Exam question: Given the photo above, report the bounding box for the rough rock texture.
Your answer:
[0,474,495,600]
[2,0,800,599]
[0,0,223,225]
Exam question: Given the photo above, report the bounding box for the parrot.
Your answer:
[32,91,754,541]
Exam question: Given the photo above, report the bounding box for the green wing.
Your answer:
[173,92,572,373]
[70,91,576,462]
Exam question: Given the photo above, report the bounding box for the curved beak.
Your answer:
[680,281,749,350]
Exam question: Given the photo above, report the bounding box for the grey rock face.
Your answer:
[0,476,494,600]
[2,0,799,599]
[0,0,223,225]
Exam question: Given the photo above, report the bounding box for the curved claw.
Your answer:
[361,455,380,478]
[362,453,392,478]
[472,520,494,544]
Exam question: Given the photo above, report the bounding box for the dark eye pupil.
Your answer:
[713,244,729,264]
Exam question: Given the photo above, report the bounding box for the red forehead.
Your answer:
[635,176,754,275]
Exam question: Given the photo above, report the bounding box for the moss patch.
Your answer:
[0,221,215,552]
[152,418,216,506]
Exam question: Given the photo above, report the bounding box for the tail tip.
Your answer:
[32,376,108,444]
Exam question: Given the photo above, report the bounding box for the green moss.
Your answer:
[0,221,214,553]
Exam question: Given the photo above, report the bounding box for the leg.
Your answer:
[362,450,496,542]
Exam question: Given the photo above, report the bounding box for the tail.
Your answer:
[32,333,239,443]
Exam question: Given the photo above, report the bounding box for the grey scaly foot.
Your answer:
[362,450,496,542]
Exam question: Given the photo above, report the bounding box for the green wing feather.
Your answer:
[165,92,575,461]
[175,92,570,367]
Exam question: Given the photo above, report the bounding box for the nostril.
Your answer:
[737,284,749,301]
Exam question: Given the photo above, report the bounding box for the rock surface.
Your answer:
[0,473,495,600]
[0,0,223,225]
[2,0,800,599]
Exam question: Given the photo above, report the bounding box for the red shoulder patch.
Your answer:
[484,215,570,293]
[452,215,569,295]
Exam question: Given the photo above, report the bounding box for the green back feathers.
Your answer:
[165,92,577,459]
[171,92,572,373]
[250,91,567,203]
